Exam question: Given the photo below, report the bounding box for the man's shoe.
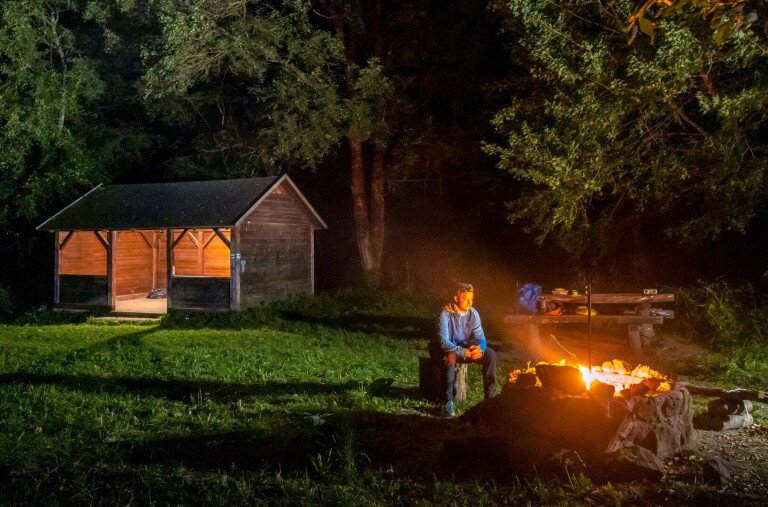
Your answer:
[484,385,497,400]
[441,401,456,418]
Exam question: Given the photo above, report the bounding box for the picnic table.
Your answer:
[504,292,675,359]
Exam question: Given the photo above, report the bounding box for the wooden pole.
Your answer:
[229,227,239,311]
[151,231,157,289]
[587,283,592,372]
[107,230,115,310]
[53,231,60,305]
[166,229,173,311]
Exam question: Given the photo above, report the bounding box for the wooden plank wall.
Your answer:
[170,277,230,310]
[156,232,167,289]
[113,231,153,298]
[59,274,108,305]
[59,231,107,275]
[238,181,313,307]
[172,229,230,277]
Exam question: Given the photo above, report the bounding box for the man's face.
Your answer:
[454,291,474,312]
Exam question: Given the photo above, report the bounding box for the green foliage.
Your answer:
[141,0,378,174]
[486,0,768,252]
[628,0,763,46]
[0,286,12,321]
[678,281,768,347]
[0,0,114,225]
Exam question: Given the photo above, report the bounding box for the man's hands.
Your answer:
[465,345,483,360]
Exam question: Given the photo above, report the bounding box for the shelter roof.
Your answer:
[37,175,326,231]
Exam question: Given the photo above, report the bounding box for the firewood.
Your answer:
[620,382,650,398]
[707,398,752,416]
[679,384,767,404]
[693,411,754,431]
[535,363,586,395]
[588,380,616,398]
[510,372,538,389]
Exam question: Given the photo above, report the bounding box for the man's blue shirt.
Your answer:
[435,303,487,358]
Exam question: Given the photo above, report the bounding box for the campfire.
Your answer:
[461,358,694,480]
[508,358,674,398]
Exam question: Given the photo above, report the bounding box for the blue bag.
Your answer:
[515,283,541,314]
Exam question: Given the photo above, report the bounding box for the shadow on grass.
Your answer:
[162,310,434,339]
[0,372,421,403]
[277,312,434,340]
[124,410,506,484]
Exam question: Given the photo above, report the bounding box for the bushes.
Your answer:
[0,286,11,322]
[677,282,768,349]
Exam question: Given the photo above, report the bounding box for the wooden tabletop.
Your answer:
[538,293,675,304]
[504,315,665,324]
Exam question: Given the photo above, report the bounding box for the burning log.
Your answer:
[508,370,538,389]
[587,380,616,398]
[535,363,586,395]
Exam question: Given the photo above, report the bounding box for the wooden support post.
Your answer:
[637,301,654,341]
[166,229,173,311]
[310,227,315,294]
[527,323,543,357]
[229,227,239,311]
[53,231,60,305]
[107,230,116,310]
[194,231,205,276]
[628,323,642,359]
[418,357,467,402]
[151,231,157,289]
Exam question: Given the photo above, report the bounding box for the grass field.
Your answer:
[0,292,764,504]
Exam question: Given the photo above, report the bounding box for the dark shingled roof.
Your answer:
[38,177,282,231]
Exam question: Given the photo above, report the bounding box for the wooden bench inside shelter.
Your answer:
[504,293,675,359]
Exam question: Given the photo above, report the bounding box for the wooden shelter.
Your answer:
[37,175,327,313]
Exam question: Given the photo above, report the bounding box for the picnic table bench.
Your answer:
[504,293,675,359]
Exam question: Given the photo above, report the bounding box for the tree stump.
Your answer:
[419,357,467,402]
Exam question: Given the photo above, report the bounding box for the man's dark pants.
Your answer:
[429,344,497,402]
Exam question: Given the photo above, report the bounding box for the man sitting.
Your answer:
[431,282,498,417]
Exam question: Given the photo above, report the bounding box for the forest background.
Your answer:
[1,0,767,318]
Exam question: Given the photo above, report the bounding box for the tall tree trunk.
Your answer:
[324,0,388,285]
[370,145,386,272]
[348,131,377,280]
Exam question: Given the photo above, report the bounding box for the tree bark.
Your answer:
[370,145,386,275]
[348,131,376,277]
[324,0,388,285]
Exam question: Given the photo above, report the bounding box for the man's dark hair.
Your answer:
[455,282,474,295]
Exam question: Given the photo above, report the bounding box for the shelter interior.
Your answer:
[58,229,230,313]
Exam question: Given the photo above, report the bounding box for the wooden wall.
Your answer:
[170,277,230,310]
[59,275,108,305]
[59,231,107,275]
[238,181,314,307]
[172,229,230,277]
[114,231,153,298]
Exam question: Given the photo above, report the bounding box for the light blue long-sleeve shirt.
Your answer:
[435,303,487,358]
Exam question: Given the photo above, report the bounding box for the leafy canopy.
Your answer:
[486,0,768,252]
[0,0,111,225]
[142,0,392,175]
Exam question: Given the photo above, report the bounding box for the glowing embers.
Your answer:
[508,359,674,398]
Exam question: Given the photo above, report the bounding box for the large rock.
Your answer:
[602,445,664,482]
[464,386,694,462]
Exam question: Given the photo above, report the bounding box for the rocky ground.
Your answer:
[499,327,768,503]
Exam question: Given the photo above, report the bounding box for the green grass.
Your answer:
[0,291,765,504]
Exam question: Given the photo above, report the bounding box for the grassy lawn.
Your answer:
[0,292,765,504]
